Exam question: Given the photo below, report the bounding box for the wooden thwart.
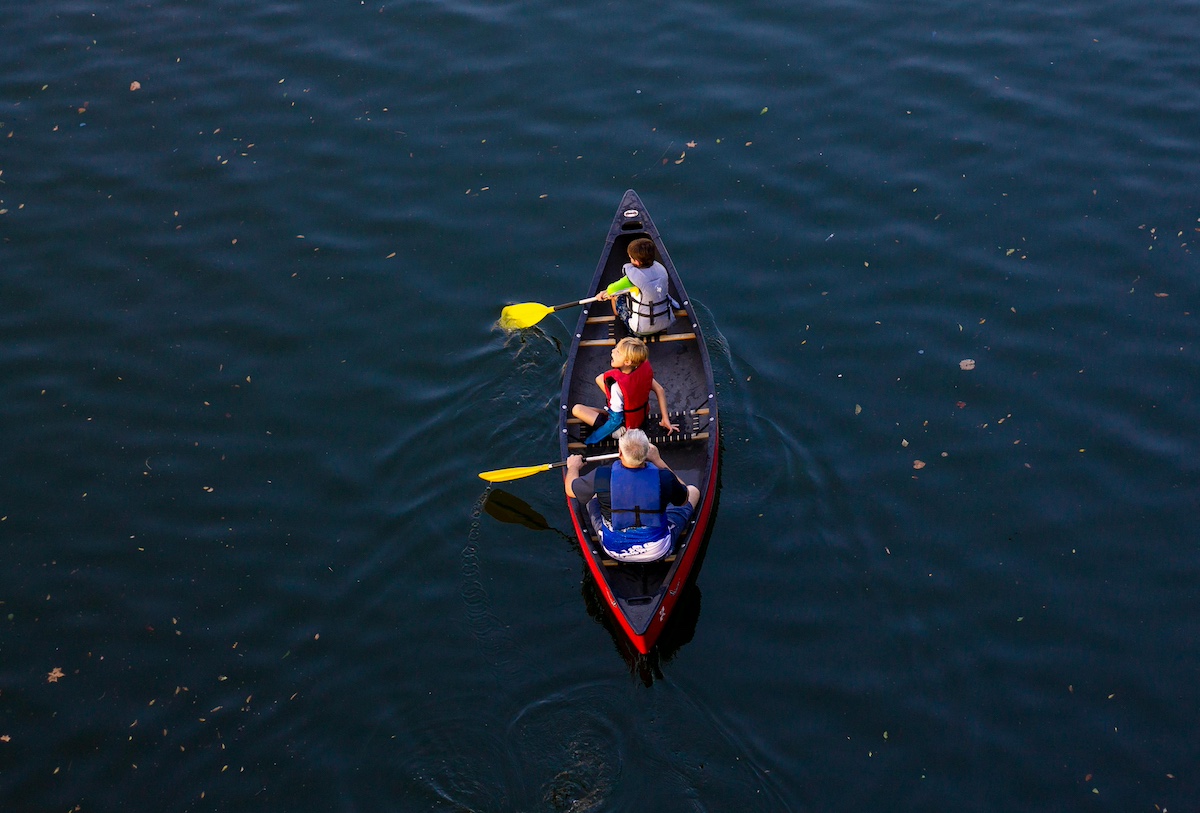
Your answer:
[567,407,710,426]
[580,331,697,348]
[585,308,688,325]
[602,553,677,567]
[568,431,709,451]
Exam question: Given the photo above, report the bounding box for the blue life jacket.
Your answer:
[595,461,669,552]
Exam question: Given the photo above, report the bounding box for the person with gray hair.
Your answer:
[564,429,700,563]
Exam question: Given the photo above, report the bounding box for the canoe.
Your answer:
[558,190,720,654]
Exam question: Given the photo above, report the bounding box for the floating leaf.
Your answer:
[913,460,926,469]
[855,404,862,415]
[959,359,976,370]
[130,81,142,91]
[47,667,65,683]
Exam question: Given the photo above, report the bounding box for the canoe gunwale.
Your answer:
[558,190,720,654]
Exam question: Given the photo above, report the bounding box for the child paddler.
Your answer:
[595,237,675,336]
[571,337,678,445]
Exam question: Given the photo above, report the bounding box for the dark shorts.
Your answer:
[614,295,632,324]
[614,294,673,336]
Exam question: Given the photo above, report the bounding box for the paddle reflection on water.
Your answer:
[483,488,573,541]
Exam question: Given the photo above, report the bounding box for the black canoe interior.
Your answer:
[559,196,717,635]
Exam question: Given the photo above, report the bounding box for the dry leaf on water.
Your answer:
[47,667,65,683]
[913,460,926,470]
[959,359,976,370]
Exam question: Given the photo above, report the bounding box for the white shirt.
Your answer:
[608,381,624,412]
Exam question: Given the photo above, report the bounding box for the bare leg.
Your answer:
[572,404,603,426]
[685,485,700,509]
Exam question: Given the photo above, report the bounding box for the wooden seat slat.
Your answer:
[580,331,697,348]
[568,431,709,450]
[602,553,677,567]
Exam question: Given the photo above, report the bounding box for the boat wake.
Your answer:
[461,487,521,683]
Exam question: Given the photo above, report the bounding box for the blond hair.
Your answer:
[615,336,648,368]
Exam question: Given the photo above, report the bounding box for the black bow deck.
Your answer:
[558,190,720,654]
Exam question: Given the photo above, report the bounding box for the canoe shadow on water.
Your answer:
[581,576,703,687]
[483,481,722,687]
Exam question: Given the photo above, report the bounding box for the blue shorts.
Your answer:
[586,498,695,560]
[586,410,625,445]
[664,502,695,545]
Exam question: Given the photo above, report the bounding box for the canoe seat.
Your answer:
[566,407,709,427]
[579,313,699,347]
[568,407,712,450]
[568,431,709,451]
[585,309,688,325]
[601,553,676,567]
[580,332,697,348]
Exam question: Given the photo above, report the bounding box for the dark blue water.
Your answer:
[2,0,1198,810]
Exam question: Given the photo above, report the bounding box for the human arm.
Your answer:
[649,443,700,510]
[597,276,634,301]
[646,444,690,505]
[651,379,678,434]
[564,454,584,498]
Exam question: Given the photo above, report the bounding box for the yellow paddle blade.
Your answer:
[499,302,554,330]
[478,462,554,483]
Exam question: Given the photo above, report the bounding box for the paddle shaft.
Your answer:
[549,452,619,470]
[550,293,604,312]
[478,452,619,483]
[550,286,638,311]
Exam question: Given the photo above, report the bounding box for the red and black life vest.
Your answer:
[603,362,654,429]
